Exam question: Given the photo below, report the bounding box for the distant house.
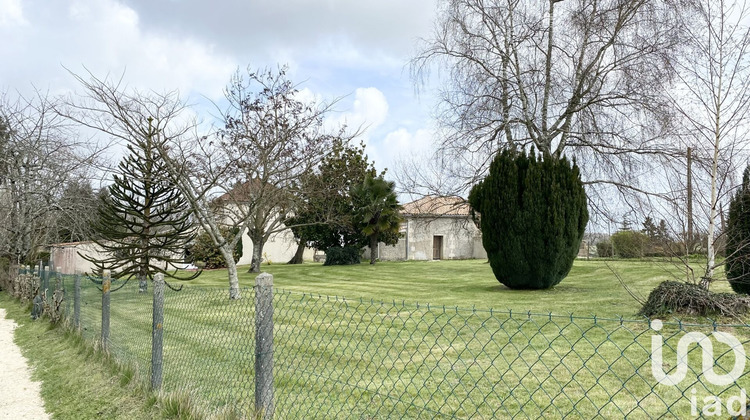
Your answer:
[372,196,487,261]
[49,241,106,274]
[214,181,316,266]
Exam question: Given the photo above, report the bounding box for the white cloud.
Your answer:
[333,87,389,135]
[1,0,235,100]
[383,128,433,152]
[0,0,27,27]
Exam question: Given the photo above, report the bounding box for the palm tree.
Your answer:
[351,175,403,265]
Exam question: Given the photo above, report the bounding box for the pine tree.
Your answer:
[726,166,750,294]
[469,149,588,289]
[85,117,198,291]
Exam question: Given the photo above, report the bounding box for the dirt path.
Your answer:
[0,308,49,420]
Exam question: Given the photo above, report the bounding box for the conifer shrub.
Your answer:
[726,166,750,294]
[469,149,588,289]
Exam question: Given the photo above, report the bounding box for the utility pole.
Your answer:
[687,146,694,253]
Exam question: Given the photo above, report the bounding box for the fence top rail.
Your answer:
[272,287,750,330]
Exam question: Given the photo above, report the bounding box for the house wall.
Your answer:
[372,216,485,261]
[238,228,315,266]
[50,242,105,275]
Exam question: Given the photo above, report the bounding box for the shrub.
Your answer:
[727,166,750,294]
[596,241,613,258]
[611,230,648,258]
[323,246,361,266]
[188,227,242,269]
[468,149,588,289]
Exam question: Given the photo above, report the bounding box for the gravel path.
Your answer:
[0,308,49,420]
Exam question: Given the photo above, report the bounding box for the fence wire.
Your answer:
[18,269,750,419]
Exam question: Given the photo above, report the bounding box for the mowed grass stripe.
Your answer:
[54,260,749,418]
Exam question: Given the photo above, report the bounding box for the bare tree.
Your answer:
[667,0,750,286]
[218,66,344,273]
[407,0,685,213]
[0,90,100,265]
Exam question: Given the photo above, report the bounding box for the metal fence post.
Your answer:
[101,270,111,352]
[37,261,42,297]
[74,272,81,330]
[255,272,274,420]
[43,265,49,303]
[151,273,165,390]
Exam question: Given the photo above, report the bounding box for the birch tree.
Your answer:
[669,0,750,286]
[408,0,684,210]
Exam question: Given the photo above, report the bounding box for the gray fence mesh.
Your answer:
[36,271,750,418]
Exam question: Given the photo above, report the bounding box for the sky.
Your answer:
[0,0,439,175]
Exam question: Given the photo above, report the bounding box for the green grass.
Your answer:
[189,258,732,318]
[12,259,750,418]
[0,294,163,420]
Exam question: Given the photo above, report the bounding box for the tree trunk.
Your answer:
[219,246,241,299]
[138,272,148,293]
[288,238,305,264]
[249,233,265,273]
[369,235,378,265]
[705,118,721,288]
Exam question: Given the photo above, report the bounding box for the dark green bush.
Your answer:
[611,230,648,258]
[727,166,750,294]
[323,246,361,266]
[188,227,242,269]
[468,149,588,290]
[596,241,613,257]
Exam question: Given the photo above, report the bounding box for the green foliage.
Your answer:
[640,217,671,257]
[351,174,403,265]
[56,179,99,243]
[469,149,588,289]
[611,230,648,258]
[323,246,362,266]
[85,118,198,282]
[288,141,379,251]
[188,227,242,269]
[596,241,614,258]
[726,166,750,294]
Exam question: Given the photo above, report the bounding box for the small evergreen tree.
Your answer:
[287,141,378,264]
[469,149,588,289]
[85,117,199,291]
[726,166,750,294]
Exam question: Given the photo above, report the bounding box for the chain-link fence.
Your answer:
[12,266,750,418]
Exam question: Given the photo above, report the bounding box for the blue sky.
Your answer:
[0,0,439,175]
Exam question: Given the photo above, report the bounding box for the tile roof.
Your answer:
[401,196,471,216]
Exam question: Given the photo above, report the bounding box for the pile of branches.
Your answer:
[638,281,750,318]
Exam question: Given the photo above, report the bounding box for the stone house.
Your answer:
[374,196,487,261]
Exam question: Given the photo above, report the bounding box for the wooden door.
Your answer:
[433,236,443,260]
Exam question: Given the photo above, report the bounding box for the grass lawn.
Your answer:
[0,294,166,420]
[46,258,749,418]
[187,258,731,318]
